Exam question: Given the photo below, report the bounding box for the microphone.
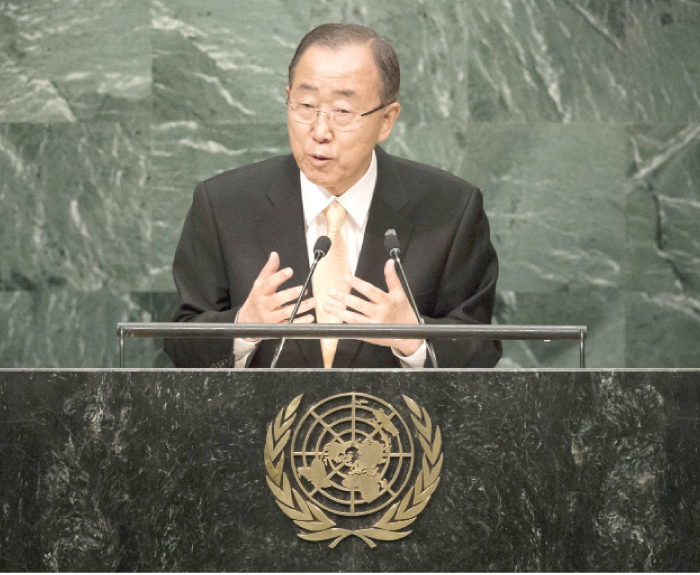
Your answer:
[313,235,332,260]
[383,229,438,368]
[384,229,401,258]
[270,235,331,368]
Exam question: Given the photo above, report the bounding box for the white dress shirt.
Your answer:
[234,150,426,368]
[299,150,377,270]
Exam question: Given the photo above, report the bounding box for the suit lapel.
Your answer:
[255,156,321,367]
[333,148,414,368]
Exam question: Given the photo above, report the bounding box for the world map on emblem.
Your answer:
[290,393,415,517]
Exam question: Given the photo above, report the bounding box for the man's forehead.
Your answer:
[290,43,381,97]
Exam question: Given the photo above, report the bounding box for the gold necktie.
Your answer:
[312,202,352,368]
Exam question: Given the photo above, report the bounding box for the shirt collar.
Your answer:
[300,150,377,229]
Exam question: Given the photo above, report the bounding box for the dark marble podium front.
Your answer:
[1,369,699,572]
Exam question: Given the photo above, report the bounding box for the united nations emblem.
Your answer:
[264,393,443,548]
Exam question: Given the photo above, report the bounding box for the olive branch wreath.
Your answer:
[264,394,443,548]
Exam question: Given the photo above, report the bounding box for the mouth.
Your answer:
[309,154,332,167]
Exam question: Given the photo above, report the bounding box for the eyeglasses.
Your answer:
[287,99,394,131]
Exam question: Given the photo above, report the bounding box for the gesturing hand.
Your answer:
[324,259,422,356]
[237,252,316,328]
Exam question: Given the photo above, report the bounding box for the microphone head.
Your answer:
[313,235,332,257]
[384,229,401,255]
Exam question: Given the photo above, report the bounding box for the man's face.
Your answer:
[286,43,400,196]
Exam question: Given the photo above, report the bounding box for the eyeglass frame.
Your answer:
[286,98,396,130]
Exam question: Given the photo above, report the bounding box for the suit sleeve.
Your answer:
[423,188,502,368]
[164,181,239,368]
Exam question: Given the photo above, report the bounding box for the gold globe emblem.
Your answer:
[264,393,443,548]
[290,393,414,516]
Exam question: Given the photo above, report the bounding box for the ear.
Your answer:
[377,102,401,142]
[285,86,291,101]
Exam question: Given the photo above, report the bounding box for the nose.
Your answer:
[311,111,333,142]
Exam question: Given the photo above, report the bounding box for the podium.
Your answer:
[1,367,699,571]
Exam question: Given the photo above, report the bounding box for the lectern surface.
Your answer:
[1,369,699,571]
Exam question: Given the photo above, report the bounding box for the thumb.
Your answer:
[384,258,404,294]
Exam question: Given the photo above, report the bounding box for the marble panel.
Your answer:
[625,0,700,123]
[625,292,700,368]
[625,124,700,296]
[466,0,700,123]
[495,288,623,368]
[0,289,162,368]
[152,0,307,123]
[147,121,290,291]
[0,122,151,293]
[624,123,700,366]
[0,0,150,122]
[466,0,630,122]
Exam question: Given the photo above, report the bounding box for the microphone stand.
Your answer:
[270,239,329,368]
[390,252,439,368]
[385,230,439,368]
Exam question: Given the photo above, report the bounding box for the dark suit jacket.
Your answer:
[164,147,502,368]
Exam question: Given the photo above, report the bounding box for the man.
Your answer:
[164,23,501,369]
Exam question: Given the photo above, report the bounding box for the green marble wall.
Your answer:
[0,0,698,368]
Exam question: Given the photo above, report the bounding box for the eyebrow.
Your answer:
[295,84,357,99]
[333,89,356,98]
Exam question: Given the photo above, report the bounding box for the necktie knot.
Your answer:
[325,202,346,234]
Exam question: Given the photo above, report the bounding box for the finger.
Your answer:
[295,297,316,315]
[273,297,315,322]
[343,274,387,305]
[328,288,376,317]
[322,303,394,347]
[324,302,371,324]
[272,284,304,308]
[258,266,294,296]
[292,313,315,324]
[384,259,404,294]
